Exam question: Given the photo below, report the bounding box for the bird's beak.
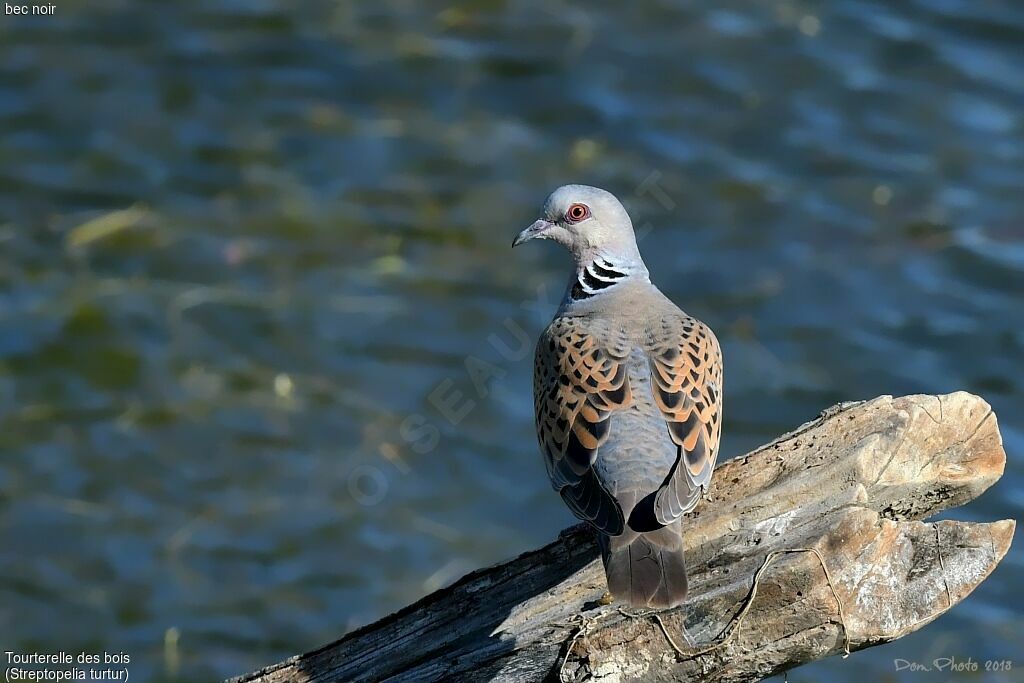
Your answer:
[512,219,554,248]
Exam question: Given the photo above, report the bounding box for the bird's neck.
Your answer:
[564,252,649,304]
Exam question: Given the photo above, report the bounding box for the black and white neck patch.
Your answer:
[570,257,629,301]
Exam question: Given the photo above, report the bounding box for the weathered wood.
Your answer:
[231,392,1013,683]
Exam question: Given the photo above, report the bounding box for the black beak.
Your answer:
[512,219,554,248]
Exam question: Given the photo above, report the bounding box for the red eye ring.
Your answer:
[565,203,590,223]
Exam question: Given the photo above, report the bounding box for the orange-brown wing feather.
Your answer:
[647,316,723,524]
[534,318,633,535]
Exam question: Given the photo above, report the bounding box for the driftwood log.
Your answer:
[232,392,1014,682]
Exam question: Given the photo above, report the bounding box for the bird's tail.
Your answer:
[599,521,687,608]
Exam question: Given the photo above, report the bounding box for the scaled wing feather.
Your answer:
[534,319,632,535]
[648,317,723,524]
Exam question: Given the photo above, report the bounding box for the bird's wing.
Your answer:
[647,316,723,524]
[534,318,632,535]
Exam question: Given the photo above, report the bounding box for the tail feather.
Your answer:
[600,522,687,608]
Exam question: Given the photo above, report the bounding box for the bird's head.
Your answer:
[512,185,642,264]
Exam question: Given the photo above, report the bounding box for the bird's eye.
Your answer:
[565,203,590,223]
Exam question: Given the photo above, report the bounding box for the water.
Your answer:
[0,1,1021,680]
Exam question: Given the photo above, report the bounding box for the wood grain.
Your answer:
[230,392,1013,683]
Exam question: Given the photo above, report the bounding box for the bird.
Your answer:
[512,184,722,609]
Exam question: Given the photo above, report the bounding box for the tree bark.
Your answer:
[231,392,1014,683]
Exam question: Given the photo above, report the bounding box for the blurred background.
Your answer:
[0,0,1021,680]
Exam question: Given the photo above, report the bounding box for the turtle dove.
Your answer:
[513,185,723,608]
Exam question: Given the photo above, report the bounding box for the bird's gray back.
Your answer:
[571,285,686,500]
[593,345,677,499]
[534,277,723,530]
